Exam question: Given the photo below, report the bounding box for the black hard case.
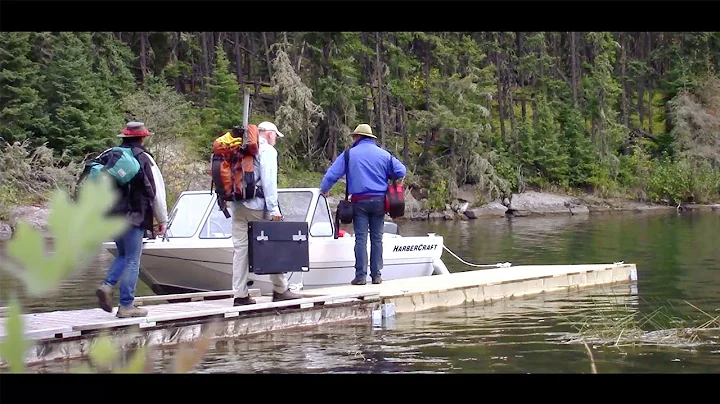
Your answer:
[248,221,310,274]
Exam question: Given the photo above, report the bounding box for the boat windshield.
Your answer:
[198,190,315,239]
[166,192,213,238]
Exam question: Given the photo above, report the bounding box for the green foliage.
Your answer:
[668,75,720,167]
[2,31,720,216]
[0,178,130,371]
[40,33,126,157]
[0,298,29,373]
[204,45,243,139]
[4,176,126,296]
[558,105,598,189]
[88,332,120,368]
[0,32,50,145]
[646,156,720,205]
[427,175,449,211]
[90,33,136,100]
[0,141,83,219]
[0,176,220,373]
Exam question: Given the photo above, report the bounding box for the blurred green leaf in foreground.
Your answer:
[3,174,126,296]
[0,176,131,372]
[0,170,212,373]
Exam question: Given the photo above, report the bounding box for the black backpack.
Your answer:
[334,148,354,238]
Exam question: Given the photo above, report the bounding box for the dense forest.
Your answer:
[1,32,719,219]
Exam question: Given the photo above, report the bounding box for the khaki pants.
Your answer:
[231,203,289,298]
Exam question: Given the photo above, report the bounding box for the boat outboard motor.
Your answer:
[383,222,399,235]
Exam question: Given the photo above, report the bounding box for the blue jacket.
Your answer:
[320,138,407,196]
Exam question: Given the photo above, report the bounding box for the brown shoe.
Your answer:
[272,289,302,302]
[372,276,382,284]
[116,305,148,318]
[96,283,113,313]
[351,278,366,285]
[234,296,256,306]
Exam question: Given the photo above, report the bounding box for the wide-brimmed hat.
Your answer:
[258,121,284,137]
[118,121,152,138]
[350,123,376,139]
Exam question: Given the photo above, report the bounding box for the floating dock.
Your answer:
[0,262,637,367]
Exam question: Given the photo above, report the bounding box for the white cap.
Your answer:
[258,121,284,137]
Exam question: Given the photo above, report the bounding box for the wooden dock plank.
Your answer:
[0,290,379,338]
[25,327,74,340]
[145,291,379,323]
[72,317,149,332]
[1,263,633,344]
[300,263,633,298]
[133,289,262,305]
[0,263,639,366]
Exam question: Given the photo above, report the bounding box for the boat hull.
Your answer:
[104,233,445,295]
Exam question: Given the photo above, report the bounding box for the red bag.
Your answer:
[385,157,405,218]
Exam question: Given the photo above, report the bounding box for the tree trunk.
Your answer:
[234,32,244,98]
[360,32,373,125]
[496,49,506,141]
[419,40,434,164]
[375,32,385,148]
[570,32,579,105]
[199,32,209,89]
[620,32,629,127]
[243,33,251,85]
[636,33,645,130]
[507,85,516,138]
[262,32,273,81]
[207,32,216,77]
[139,32,148,84]
[327,107,337,161]
[646,32,653,135]
[401,102,409,162]
[250,34,260,100]
[261,32,276,114]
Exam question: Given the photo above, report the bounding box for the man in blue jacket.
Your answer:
[320,124,407,285]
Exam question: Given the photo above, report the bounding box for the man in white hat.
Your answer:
[319,124,407,285]
[95,121,169,318]
[230,120,302,306]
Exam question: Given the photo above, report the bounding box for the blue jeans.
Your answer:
[352,196,385,279]
[104,225,145,307]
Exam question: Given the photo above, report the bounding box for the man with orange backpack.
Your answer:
[213,121,302,306]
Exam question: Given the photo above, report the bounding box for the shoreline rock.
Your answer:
[328,190,718,222]
[1,193,718,240]
[1,205,51,240]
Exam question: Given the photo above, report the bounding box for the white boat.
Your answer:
[102,188,450,296]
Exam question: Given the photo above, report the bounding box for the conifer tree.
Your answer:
[0,32,49,145]
[204,45,243,139]
[41,33,123,156]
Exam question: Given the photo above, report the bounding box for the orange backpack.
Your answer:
[210,124,262,214]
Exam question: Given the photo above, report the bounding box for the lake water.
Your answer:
[1,210,719,373]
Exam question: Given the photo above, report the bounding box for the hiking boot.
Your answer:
[96,283,113,313]
[116,305,148,318]
[351,277,366,285]
[272,289,302,302]
[372,276,382,284]
[234,296,256,306]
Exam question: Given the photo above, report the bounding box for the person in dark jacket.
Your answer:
[95,122,168,318]
[320,124,407,285]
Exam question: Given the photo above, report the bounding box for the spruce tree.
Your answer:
[0,32,49,145]
[204,45,243,139]
[41,33,122,157]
